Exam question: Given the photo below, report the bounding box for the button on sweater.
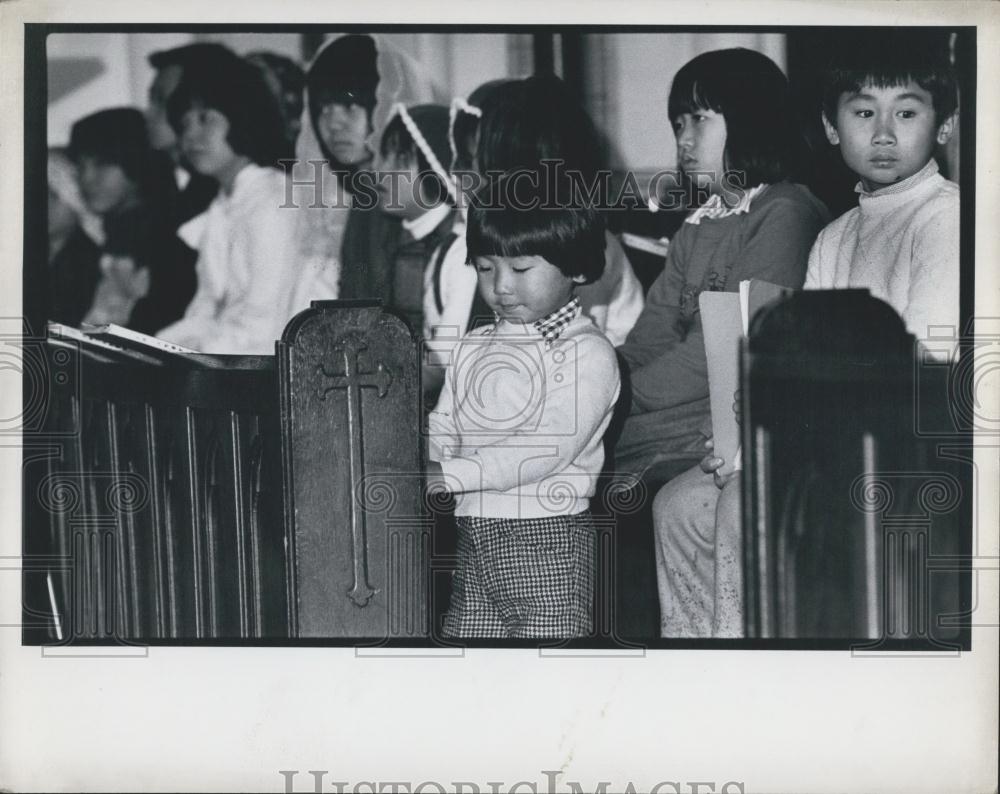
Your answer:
[429,314,621,519]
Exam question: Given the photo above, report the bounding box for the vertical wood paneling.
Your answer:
[65,393,87,642]
[102,529,116,639]
[92,527,104,638]
[247,429,264,638]
[107,401,142,638]
[83,402,104,640]
[277,342,299,638]
[251,416,288,639]
[200,426,221,638]
[753,427,772,638]
[230,411,250,638]
[73,529,86,639]
[117,401,156,638]
[39,389,79,644]
[173,406,203,638]
[162,416,182,638]
[145,403,168,637]
[388,528,400,638]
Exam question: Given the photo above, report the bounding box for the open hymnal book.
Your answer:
[80,323,198,354]
[48,322,201,365]
[698,279,792,477]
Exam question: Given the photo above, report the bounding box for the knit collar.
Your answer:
[685,183,767,225]
[489,296,582,349]
[402,203,452,241]
[856,158,939,199]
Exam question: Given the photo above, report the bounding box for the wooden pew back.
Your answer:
[742,291,966,645]
[22,303,426,643]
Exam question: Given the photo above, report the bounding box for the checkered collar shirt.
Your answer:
[684,183,767,225]
[488,296,582,349]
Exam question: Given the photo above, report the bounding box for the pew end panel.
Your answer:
[25,302,430,644]
[279,301,429,640]
[742,291,967,646]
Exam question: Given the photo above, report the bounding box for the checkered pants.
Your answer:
[442,511,596,638]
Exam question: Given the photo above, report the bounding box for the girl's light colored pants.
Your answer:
[653,464,744,638]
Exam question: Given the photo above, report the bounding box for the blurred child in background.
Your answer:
[474,75,645,348]
[246,49,306,159]
[289,34,441,312]
[67,107,196,333]
[375,103,459,334]
[157,51,299,354]
[46,148,102,327]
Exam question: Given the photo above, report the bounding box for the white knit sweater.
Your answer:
[804,160,960,351]
[428,314,621,519]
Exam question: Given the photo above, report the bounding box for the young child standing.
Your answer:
[427,176,621,638]
[805,46,960,346]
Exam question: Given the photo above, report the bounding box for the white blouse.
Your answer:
[158,164,301,355]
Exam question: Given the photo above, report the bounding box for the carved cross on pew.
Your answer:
[318,335,393,608]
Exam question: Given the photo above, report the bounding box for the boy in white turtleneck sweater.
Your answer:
[805,53,960,355]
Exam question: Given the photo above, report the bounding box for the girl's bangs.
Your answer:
[171,91,214,125]
[669,78,723,119]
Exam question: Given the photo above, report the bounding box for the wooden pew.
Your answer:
[21,302,427,643]
[742,290,967,645]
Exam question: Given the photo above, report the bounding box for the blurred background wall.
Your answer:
[47,32,520,147]
[47,30,785,180]
[44,27,964,252]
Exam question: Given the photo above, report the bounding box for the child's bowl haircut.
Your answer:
[466,173,606,285]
